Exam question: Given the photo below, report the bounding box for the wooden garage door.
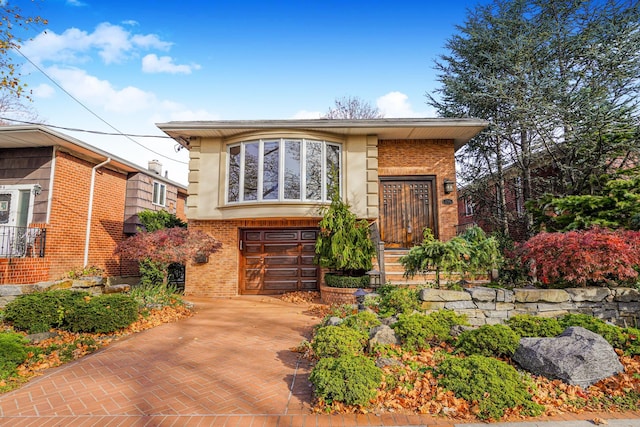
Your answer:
[240,228,319,295]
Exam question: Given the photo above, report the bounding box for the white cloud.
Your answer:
[20,22,172,65]
[31,84,55,99]
[291,110,322,119]
[122,20,139,27]
[376,91,435,118]
[47,66,157,113]
[142,54,200,74]
[66,0,85,6]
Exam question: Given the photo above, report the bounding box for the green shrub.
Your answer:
[312,326,368,358]
[310,355,382,406]
[559,314,626,348]
[437,355,544,420]
[324,273,371,288]
[428,309,469,330]
[129,282,184,311]
[393,312,449,351]
[3,290,87,333]
[505,314,563,337]
[64,294,139,333]
[0,332,29,379]
[454,324,520,358]
[376,285,420,317]
[622,327,640,356]
[341,311,381,335]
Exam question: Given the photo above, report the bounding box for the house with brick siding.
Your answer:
[0,125,187,286]
[157,118,487,297]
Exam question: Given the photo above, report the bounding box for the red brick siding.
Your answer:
[46,152,133,280]
[186,218,320,297]
[0,258,50,284]
[378,139,459,241]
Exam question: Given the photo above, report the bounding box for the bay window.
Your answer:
[227,138,341,203]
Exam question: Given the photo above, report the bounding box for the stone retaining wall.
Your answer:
[0,277,131,307]
[420,287,640,327]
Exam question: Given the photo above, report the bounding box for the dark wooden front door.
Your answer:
[240,228,319,295]
[380,178,437,248]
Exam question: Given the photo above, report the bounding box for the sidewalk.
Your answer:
[0,296,638,426]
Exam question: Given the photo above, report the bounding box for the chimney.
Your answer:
[148,159,162,175]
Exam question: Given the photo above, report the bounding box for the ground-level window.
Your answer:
[153,181,166,206]
[464,196,474,217]
[227,138,341,203]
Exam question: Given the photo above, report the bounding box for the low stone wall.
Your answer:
[420,287,640,327]
[0,277,131,307]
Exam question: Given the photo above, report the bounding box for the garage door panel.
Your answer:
[300,279,318,290]
[264,280,300,290]
[245,231,263,241]
[300,268,318,278]
[264,243,298,253]
[301,230,318,240]
[240,228,320,295]
[245,244,262,254]
[265,231,299,240]
[265,256,298,266]
[265,268,299,278]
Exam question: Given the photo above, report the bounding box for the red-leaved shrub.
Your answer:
[520,227,640,287]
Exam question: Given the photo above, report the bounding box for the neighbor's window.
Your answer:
[153,181,166,206]
[464,196,474,216]
[227,138,341,203]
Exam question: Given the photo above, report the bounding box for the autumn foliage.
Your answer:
[520,227,640,287]
[115,227,221,265]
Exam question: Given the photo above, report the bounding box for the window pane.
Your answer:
[244,142,259,201]
[305,141,322,200]
[262,141,279,200]
[228,146,241,202]
[326,144,341,197]
[159,184,166,206]
[284,140,301,199]
[153,182,159,204]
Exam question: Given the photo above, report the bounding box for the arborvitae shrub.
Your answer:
[376,285,420,317]
[454,324,520,358]
[3,290,87,333]
[505,314,563,337]
[0,332,29,379]
[64,294,139,333]
[311,326,368,358]
[437,355,544,420]
[309,355,382,406]
[341,311,381,335]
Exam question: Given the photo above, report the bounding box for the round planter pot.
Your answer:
[320,284,373,305]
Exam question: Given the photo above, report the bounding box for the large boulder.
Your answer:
[513,326,624,388]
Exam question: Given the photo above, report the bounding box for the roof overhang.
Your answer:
[0,125,186,192]
[156,118,489,151]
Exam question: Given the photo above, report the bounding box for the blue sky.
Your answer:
[11,0,486,184]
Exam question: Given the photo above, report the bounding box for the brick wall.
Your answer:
[378,139,459,241]
[186,218,320,297]
[46,152,133,280]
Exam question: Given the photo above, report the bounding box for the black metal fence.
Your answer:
[0,226,46,258]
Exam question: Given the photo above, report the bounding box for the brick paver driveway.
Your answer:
[2,296,639,427]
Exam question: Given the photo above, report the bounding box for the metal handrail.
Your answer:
[0,225,46,258]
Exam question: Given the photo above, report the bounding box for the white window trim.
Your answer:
[225,138,342,205]
[152,181,166,206]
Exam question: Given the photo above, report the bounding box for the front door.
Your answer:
[240,228,319,295]
[0,190,19,256]
[379,178,437,248]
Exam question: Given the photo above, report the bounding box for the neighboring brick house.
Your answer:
[157,118,487,297]
[0,125,187,285]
